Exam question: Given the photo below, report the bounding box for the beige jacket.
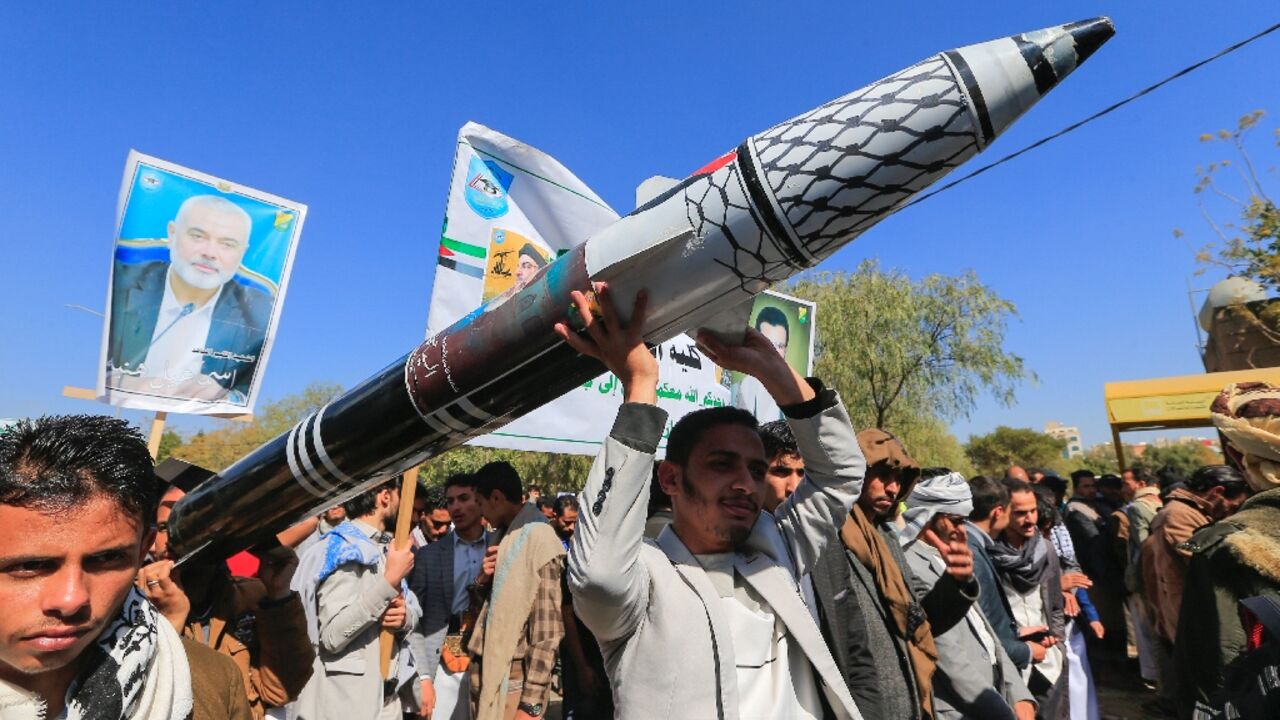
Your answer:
[1141,489,1214,642]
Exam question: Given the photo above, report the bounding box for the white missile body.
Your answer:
[168,18,1113,560]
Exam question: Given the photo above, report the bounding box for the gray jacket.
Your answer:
[292,521,422,719]
[904,541,1033,720]
[568,387,865,720]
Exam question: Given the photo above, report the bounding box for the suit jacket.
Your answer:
[108,260,272,396]
[292,523,422,719]
[568,384,866,720]
[967,525,1032,670]
[904,542,1033,720]
[410,532,457,680]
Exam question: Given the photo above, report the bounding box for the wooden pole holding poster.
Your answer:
[146,411,168,460]
[379,466,420,678]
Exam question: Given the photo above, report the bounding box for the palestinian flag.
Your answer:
[437,235,486,279]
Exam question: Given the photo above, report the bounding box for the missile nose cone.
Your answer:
[943,16,1115,146]
[1065,16,1115,65]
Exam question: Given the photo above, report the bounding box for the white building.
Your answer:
[1045,421,1084,459]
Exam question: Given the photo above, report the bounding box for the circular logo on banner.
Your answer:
[464,156,512,219]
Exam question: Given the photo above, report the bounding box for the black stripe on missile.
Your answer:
[736,141,806,265]
[1012,36,1058,95]
[943,51,994,146]
[297,413,339,492]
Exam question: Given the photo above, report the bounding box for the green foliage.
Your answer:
[1184,111,1280,293]
[155,428,184,462]
[964,426,1067,478]
[898,416,976,477]
[789,261,1030,431]
[168,382,345,471]
[1069,444,1121,476]
[418,446,594,494]
[1131,443,1223,479]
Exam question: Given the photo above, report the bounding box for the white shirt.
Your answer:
[451,530,488,615]
[141,271,221,383]
[697,553,824,720]
[1001,576,1065,684]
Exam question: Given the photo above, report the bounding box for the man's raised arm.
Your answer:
[558,285,665,643]
[697,329,864,577]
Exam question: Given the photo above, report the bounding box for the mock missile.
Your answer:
[168,18,1114,561]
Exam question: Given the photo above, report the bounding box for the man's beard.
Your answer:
[680,473,755,550]
[171,251,234,290]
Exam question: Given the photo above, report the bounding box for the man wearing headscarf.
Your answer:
[810,430,978,719]
[899,469,1036,720]
[1175,382,1280,717]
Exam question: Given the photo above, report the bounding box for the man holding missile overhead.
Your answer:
[563,283,866,720]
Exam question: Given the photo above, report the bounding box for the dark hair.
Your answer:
[1070,469,1096,482]
[421,485,447,511]
[536,496,552,511]
[1186,464,1250,495]
[1002,478,1035,500]
[1156,466,1186,490]
[1097,474,1122,489]
[444,473,477,492]
[665,406,759,467]
[553,494,580,516]
[1041,474,1068,496]
[758,420,797,461]
[969,475,1010,521]
[342,477,399,518]
[475,461,522,503]
[647,461,671,517]
[1124,467,1154,485]
[920,467,952,481]
[527,484,542,494]
[1032,485,1059,530]
[755,306,790,345]
[0,415,159,524]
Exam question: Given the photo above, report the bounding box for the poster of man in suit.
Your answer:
[97,151,306,415]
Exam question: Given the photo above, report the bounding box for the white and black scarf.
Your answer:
[0,587,193,719]
[988,531,1051,594]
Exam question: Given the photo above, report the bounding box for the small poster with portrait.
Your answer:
[724,291,817,422]
[96,150,306,415]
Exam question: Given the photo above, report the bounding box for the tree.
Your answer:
[1185,111,1280,291]
[418,446,594,494]
[1180,111,1280,341]
[964,426,1067,478]
[169,382,345,471]
[155,428,184,462]
[1132,443,1222,479]
[790,261,1030,431]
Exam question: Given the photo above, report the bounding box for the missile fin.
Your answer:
[636,176,680,209]
[694,296,757,348]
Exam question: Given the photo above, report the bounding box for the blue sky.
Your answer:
[1,3,1277,453]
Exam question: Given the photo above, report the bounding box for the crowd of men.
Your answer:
[3,286,1280,720]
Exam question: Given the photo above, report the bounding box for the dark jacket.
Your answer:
[967,525,1032,670]
[1174,487,1280,718]
[108,260,272,396]
[810,520,977,719]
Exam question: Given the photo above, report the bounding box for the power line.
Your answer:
[904,20,1280,208]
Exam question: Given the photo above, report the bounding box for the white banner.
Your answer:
[426,124,815,456]
[97,151,306,415]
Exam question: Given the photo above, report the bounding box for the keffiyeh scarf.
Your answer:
[897,471,974,547]
[1212,381,1280,492]
[0,586,192,720]
[988,530,1051,594]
